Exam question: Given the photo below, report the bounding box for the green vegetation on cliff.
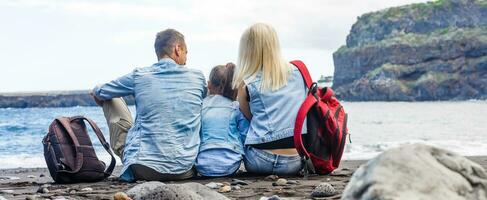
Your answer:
[333,0,487,101]
[336,27,487,54]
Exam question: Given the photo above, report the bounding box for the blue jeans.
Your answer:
[195,149,242,177]
[243,146,303,175]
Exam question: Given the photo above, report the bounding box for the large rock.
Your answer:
[126,181,167,199]
[342,144,487,200]
[126,182,229,200]
[333,0,487,101]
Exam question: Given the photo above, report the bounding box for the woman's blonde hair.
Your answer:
[233,23,290,91]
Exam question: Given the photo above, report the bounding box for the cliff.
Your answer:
[0,91,135,108]
[332,0,487,101]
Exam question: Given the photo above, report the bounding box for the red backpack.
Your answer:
[291,60,349,175]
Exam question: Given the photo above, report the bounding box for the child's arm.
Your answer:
[236,111,250,143]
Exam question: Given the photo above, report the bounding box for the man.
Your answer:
[91,29,206,182]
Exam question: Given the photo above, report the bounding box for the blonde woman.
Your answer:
[233,23,307,175]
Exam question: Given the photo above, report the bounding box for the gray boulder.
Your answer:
[342,144,487,200]
[127,182,229,200]
[126,181,166,199]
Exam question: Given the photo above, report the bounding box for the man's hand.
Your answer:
[90,92,104,107]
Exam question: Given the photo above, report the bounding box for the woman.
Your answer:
[233,23,308,175]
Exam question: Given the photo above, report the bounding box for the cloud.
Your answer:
[0,0,429,92]
[1,0,427,51]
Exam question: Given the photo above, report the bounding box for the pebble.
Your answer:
[311,183,336,197]
[218,185,231,193]
[259,195,281,200]
[205,182,222,189]
[287,180,299,185]
[231,185,241,190]
[275,178,287,186]
[36,185,49,194]
[264,175,279,181]
[69,189,76,194]
[113,192,131,200]
[39,174,45,177]
[231,179,249,185]
[27,175,36,178]
[25,195,38,200]
[0,190,13,194]
[52,196,67,200]
[81,187,93,192]
[222,182,231,186]
[285,189,297,196]
[268,195,282,200]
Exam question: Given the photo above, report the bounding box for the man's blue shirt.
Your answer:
[93,58,206,181]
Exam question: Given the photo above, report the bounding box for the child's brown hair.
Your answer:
[209,63,237,100]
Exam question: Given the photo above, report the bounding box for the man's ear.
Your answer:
[174,44,181,57]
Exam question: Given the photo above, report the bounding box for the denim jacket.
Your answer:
[92,58,206,181]
[244,64,307,145]
[199,95,249,154]
[195,95,249,176]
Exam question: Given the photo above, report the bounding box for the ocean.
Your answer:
[0,101,486,169]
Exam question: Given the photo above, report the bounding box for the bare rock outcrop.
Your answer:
[342,144,487,200]
[333,0,487,101]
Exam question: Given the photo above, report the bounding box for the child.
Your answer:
[195,63,249,177]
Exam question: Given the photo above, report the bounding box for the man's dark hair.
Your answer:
[154,29,185,58]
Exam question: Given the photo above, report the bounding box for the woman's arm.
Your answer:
[237,85,252,120]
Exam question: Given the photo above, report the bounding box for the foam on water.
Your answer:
[0,101,486,169]
[343,140,487,160]
[0,153,122,169]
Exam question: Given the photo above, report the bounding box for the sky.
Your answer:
[0,0,428,92]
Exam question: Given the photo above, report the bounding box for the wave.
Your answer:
[0,153,122,169]
[343,140,487,160]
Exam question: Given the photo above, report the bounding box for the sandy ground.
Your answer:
[0,157,486,200]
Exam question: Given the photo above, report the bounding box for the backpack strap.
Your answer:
[293,95,317,159]
[290,60,313,89]
[291,59,314,158]
[55,117,84,173]
[291,60,335,102]
[71,116,116,178]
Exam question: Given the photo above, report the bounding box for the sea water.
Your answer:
[0,101,486,169]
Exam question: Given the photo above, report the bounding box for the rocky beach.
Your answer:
[0,155,486,200]
[0,160,363,200]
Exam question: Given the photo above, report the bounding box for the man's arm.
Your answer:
[91,72,135,104]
